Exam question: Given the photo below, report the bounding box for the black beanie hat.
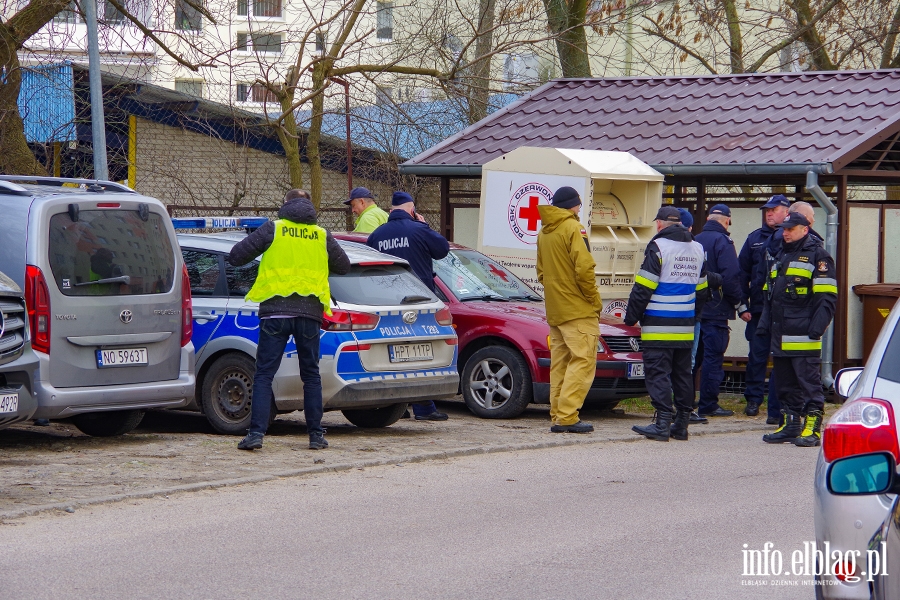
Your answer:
[551,186,581,209]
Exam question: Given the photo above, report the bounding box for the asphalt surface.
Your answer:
[0,398,771,516]
[0,429,818,599]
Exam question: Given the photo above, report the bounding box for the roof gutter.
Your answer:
[398,162,835,177]
[805,170,839,390]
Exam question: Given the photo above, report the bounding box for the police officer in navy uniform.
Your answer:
[694,204,743,418]
[367,191,451,420]
[757,211,837,446]
[738,194,790,422]
[626,206,710,442]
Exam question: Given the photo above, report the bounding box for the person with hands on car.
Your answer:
[536,186,602,434]
[757,211,837,446]
[626,205,710,442]
[229,189,351,451]
[367,191,451,421]
[738,194,790,421]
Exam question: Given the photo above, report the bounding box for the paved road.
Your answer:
[0,430,818,599]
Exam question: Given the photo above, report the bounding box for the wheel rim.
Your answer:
[214,368,252,422]
[468,358,513,410]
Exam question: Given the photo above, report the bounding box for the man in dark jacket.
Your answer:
[694,204,743,418]
[738,194,790,422]
[626,206,709,442]
[758,212,837,446]
[367,191,451,420]
[228,189,351,451]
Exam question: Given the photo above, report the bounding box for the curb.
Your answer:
[0,423,771,521]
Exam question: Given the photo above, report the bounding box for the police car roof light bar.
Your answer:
[170,216,269,230]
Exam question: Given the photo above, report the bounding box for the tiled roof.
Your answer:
[401,70,900,175]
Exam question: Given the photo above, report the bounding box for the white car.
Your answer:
[814,300,900,598]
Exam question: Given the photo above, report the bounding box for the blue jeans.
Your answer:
[248,317,323,436]
[697,320,729,415]
[744,313,780,419]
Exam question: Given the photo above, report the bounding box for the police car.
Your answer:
[173,217,459,434]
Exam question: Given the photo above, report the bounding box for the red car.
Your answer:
[336,233,646,419]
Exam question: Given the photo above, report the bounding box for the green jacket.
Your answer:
[536,205,602,327]
[353,203,389,233]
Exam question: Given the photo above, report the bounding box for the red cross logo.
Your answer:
[518,196,542,232]
[488,264,509,282]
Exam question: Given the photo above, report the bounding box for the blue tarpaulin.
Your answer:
[18,62,76,143]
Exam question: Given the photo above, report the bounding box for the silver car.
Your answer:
[814,300,900,598]
[175,228,459,434]
[0,270,40,430]
[0,176,195,437]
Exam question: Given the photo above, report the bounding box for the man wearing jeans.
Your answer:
[228,190,350,450]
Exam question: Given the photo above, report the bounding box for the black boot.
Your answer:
[762,409,802,444]
[670,409,690,441]
[633,411,673,442]
[793,410,824,447]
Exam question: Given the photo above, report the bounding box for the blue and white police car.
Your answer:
[173,217,459,434]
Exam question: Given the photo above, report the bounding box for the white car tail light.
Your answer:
[823,398,900,463]
[436,306,452,326]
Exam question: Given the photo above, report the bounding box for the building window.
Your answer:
[376,1,393,40]
[254,0,281,17]
[175,79,204,97]
[236,83,278,103]
[54,0,79,23]
[236,31,282,53]
[103,0,126,24]
[315,30,327,53]
[503,53,541,90]
[237,0,248,15]
[175,0,202,30]
[375,86,392,106]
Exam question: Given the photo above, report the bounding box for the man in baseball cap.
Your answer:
[737,194,791,421]
[343,187,388,234]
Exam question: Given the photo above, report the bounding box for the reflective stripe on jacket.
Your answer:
[758,233,837,357]
[246,219,332,315]
[624,225,709,348]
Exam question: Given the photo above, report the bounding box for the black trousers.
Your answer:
[644,347,694,415]
[772,356,824,414]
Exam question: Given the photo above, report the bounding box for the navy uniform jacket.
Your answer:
[694,220,742,322]
[738,224,777,316]
[366,210,450,291]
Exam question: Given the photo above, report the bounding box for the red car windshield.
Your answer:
[433,250,542,302]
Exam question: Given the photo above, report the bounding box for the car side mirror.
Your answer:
[827,452,898,495]
[835,367,864,399]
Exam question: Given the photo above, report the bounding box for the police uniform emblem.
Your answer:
[818,261,828,272]
[799,256,809,262]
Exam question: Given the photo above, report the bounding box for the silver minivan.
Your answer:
[0,176,195,436]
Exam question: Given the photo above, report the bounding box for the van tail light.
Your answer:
[436,306,453,326]
[25,265,51,354]
[822,398,900,463]
[181,264,193,347]
[322,309,380,331]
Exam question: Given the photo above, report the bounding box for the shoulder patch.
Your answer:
[580,228,587,236]
[818,260,828,272]
[799,256,810,262]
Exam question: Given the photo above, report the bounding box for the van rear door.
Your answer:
[41,199,183,388]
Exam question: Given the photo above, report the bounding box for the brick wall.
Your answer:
[132,118,439,231]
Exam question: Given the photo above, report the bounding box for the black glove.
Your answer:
[624,318,637,327]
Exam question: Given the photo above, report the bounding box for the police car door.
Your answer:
[181,248,228,361]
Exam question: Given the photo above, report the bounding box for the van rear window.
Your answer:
[48,210,176,296]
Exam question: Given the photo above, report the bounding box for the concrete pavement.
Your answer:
[0,430,818,599]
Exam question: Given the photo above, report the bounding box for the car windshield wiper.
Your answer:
[506,294,542,301]
[75,275,131,287]
[400,294,433,304]
[461,294,509,302]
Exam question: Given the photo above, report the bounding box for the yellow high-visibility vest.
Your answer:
[245,220,332,315]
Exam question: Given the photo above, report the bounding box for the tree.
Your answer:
[543,0,592,77]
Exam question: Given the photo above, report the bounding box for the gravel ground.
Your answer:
[0,396,773,517]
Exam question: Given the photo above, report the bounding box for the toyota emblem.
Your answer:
[119,310,133,324]
[629,337,640,352]
[402,311,417,324]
